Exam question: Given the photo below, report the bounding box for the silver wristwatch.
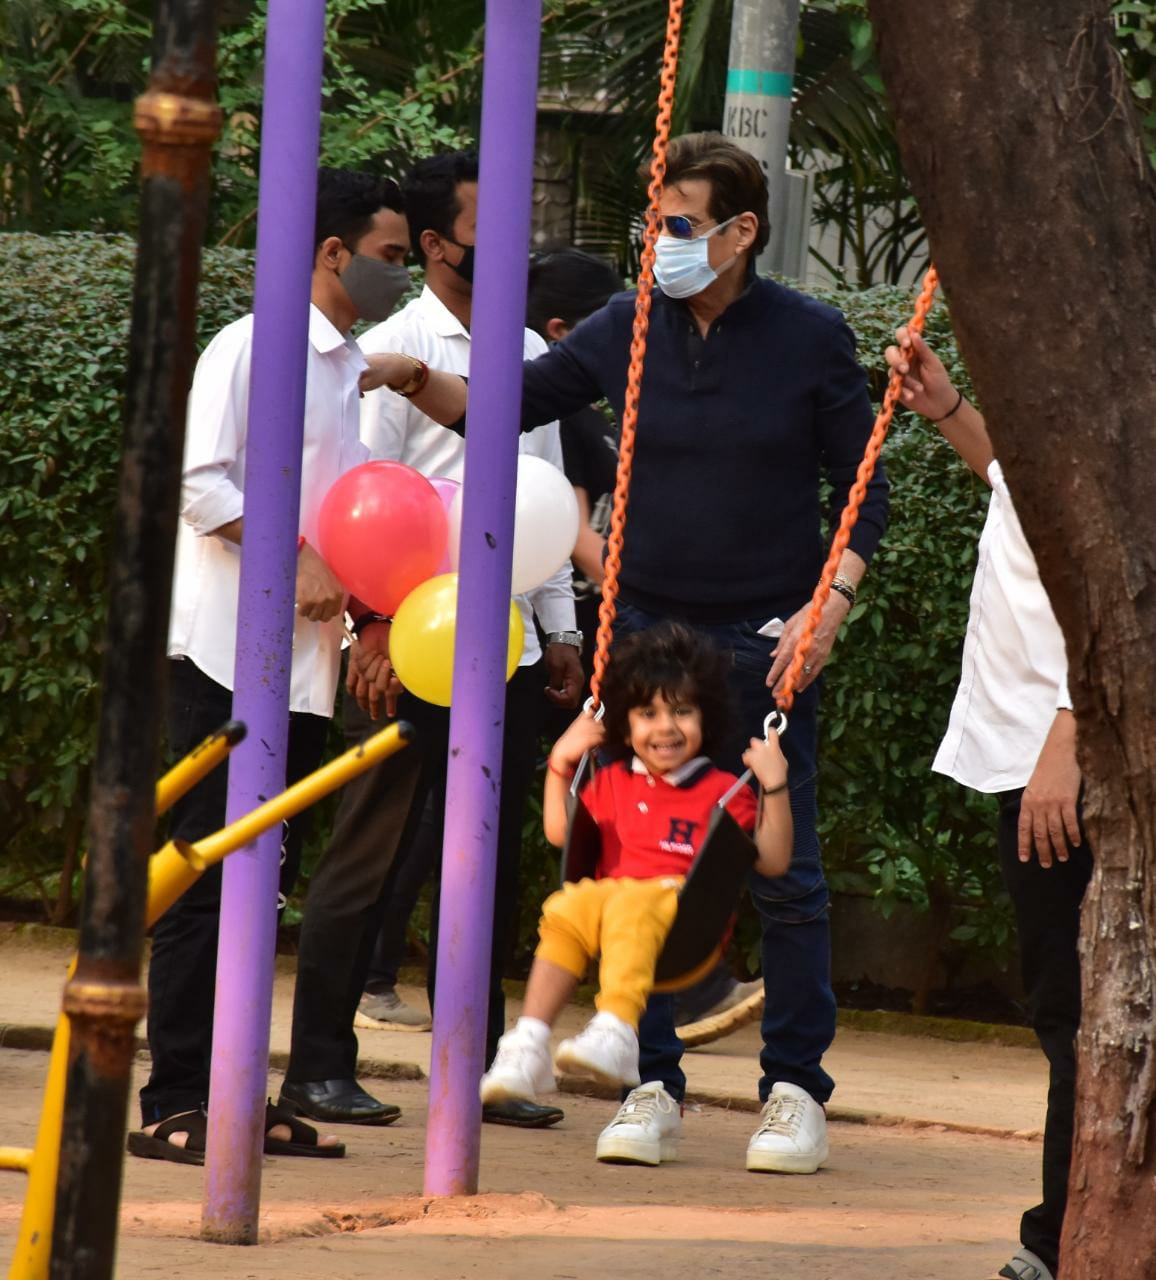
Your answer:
[546,630,584,654]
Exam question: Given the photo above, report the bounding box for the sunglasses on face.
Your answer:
[657,213,739,240]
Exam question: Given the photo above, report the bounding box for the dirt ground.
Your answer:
[0,1047,1038,1280]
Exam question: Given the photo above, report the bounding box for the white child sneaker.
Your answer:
[997,1247,1055,1280]
[595,1082,682,1165]
[479,1022,555,1105]
[745,1081,829,1174]
[554,1011,642,1088]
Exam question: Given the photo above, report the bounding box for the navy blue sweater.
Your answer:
[520,276,889,623]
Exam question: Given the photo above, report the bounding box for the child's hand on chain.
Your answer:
[550,707,606,774]
[743,734,788,794]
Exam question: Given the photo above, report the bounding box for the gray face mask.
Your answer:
[338,254,411,322]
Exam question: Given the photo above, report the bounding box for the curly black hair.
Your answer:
[600,621,735,762]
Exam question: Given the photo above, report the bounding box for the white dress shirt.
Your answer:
[168,304,368,716]
[359,285,576,666]
[932,459,1071,794]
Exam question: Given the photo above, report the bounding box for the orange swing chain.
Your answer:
[588,0,684,710]
[774,265,940,715]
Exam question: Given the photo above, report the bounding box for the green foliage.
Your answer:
[4,0,1154,275]
[210,0,473,244]
[1,0,909,273]
[1114,0,1156,165]
[0,0,152,231]
[0,231,254,902]
[793,1,928,286]
[1,0,473,239]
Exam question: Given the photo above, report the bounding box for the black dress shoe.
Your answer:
[482,1098,564,1128]
[278,1078,401,1126]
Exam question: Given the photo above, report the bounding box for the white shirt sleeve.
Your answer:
[529,565,578,635]
[521,418,577,633]
[1055,673,1072,711]
[358,321,414,462]
[179,322,252,536]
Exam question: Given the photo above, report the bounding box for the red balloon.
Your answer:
[318,461,448,614]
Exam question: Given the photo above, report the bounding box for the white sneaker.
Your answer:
[997,1247,1055,1280]
[745,1081,829,1174]
[479,1025,555,1105]
[595,1082,682,1165]
[555,1012,641,1088]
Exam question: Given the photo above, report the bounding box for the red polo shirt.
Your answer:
[583,757,757,880]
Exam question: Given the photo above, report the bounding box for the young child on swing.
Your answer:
[480,621,792,1104]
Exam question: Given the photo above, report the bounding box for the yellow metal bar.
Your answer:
[145,843,202,931]
[6,1008,72,1280]
[3,720,412,1280]
[181,720,413,873]
[147,721,411,922]
[154,720,246,818]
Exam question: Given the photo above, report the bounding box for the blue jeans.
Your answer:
[616,601,836,1105]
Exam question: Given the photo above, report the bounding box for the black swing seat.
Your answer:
[561,757,758,989]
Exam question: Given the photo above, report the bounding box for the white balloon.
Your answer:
[448,454,580,594]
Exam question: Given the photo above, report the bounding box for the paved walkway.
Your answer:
[0,923,1046,1137]
[0,924,1047,1280]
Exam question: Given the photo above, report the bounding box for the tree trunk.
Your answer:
[867,4,1156,1275]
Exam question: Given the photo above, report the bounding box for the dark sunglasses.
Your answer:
[657,213,738,240]
[660,215,706,240]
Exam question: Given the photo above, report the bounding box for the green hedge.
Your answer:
[802,283,1009,995]
[0,232,254,915]
[0,233,1006,989]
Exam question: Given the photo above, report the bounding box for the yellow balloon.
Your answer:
[389,573,524,707]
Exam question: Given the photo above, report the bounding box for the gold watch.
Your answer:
[389,355,427,396]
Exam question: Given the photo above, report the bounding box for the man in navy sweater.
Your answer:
[363,132,888,1173]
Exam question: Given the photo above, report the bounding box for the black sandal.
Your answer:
[263,1100,345,1159]
[127,1102,346,1165]
[127,1108,207,1165]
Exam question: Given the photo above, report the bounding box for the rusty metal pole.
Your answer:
[50,4,221,1278]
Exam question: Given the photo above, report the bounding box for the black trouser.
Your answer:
[997,788,1091,1277]
[426,663,543,1065]
[286,661,544,1083]
[364,794,438,992]
[140,658,329,1126]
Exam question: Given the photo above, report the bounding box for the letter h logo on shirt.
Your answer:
[665,817,699,849]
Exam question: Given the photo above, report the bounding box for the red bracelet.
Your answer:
[547,758,574,781]
[297,535,306,551]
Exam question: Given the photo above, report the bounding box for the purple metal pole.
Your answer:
[200,0,327,1244]
[423,0,544,1197]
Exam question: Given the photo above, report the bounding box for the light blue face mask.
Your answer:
[652,215,739,299]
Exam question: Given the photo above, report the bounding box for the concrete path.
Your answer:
[0,923,1046,1138]
[0,923,1049,1280]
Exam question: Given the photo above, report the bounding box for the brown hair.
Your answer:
[645,131,770,256]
